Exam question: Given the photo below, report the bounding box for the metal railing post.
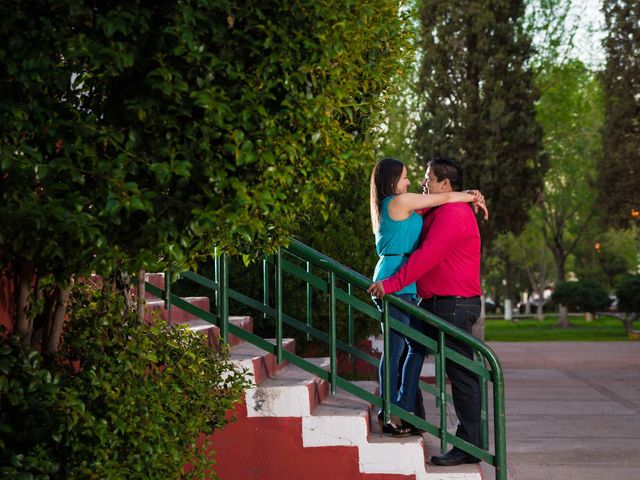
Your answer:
[263,255,270,321]
[164,268,172,325]
[478,353,489,450]
[276,249,283,364]
[437,330,447,453]
[329,272,337,395]
[493,369,507,480]
[306,261,312,341]
[219,254,229,343]
[347,283,354,365]
[213,247,219,314]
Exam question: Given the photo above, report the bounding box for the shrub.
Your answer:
[551,280,611,314]
[0,287,250,479]
[615,275,640,334]
[616,275,640,314]
[0,333,86,479]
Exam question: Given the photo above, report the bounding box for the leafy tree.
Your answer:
[415,0,546,253]
[551,280,610,315]
[573,226,635,292]
[500,210,555,320]
[415,0,545,335]
[599,1,640,227]
[616,274,640,334]
[0,0,411,350]
[534,60,603,326]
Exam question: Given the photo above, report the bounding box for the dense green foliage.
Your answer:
[415,0,546,251]
[0,334,84,478]
[616,275,640,315]
[0,0,411,344]
[0,0,410,272]
[0,287,250,479]
[573,227,635,292]
[551,280,611,314]
[600,1,640,227]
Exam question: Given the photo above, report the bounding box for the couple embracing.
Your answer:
[367,156,488,467]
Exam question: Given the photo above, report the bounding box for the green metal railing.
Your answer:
[146,239,507,480]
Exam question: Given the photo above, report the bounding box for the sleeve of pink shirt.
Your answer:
[381,206,466,294]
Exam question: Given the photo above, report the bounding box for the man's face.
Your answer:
[422,166,446,194]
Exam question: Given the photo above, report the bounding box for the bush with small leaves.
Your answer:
[1,286,250,479]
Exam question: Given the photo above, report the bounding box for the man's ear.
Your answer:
[442,178,452,191]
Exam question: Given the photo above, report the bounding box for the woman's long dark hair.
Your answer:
[369,157,404,233]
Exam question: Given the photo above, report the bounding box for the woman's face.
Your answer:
[394,166,410,194]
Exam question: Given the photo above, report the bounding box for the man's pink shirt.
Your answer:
[381,202,482,298]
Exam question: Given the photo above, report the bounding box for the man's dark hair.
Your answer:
[427,156,464,191]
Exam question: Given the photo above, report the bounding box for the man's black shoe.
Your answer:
[430,448,480,466]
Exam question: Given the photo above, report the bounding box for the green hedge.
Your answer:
[0,0,411,281]
[551,280,611,313]
[0,287,250,479]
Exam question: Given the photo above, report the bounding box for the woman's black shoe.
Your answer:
[377,411,411,437]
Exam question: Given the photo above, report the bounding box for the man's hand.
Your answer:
[367,281,386,298]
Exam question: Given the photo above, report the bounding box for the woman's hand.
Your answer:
[466,190,489,220]
[367,281,386,298]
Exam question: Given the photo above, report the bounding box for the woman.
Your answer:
[370,157,486,436]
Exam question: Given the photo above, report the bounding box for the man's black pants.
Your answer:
[419,295,482,447]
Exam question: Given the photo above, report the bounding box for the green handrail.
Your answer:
[147,238,507,480]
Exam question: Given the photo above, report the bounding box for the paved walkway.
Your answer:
[481,342,640,480]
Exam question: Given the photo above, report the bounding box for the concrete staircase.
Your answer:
[142,272,482,480]
[205,337,483,479]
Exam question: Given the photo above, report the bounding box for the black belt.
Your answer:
[421,295,480,302]
[379,253,411,257]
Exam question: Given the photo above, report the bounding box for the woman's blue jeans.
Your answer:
[378,293,427,414]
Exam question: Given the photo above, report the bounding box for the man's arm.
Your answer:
[380,207,466,294]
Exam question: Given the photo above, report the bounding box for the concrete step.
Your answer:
[245,357,331,417]
[305,381,428,478]
[230,338,296,385]
[172,315,253,348]
[144,272,165,298]
[144,297,210,324]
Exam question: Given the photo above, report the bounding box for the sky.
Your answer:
[565,0,606,68]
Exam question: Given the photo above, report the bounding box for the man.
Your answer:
[368,156,484,466]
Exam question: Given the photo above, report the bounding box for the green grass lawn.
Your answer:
[484,315,640,342]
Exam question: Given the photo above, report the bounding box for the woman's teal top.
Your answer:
[372,195,423,296]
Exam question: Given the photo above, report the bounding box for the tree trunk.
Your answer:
[622,313,637,335]
[45,286,71,356]
[523,292,531,315]
[15,259,34,345]
[503,259,514,321]
[115,270,132,312]
[556,304,570,328]
[504,298,513,321]
[137,269,146,323]
[37,288,57,349]
[536,301,544,322]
